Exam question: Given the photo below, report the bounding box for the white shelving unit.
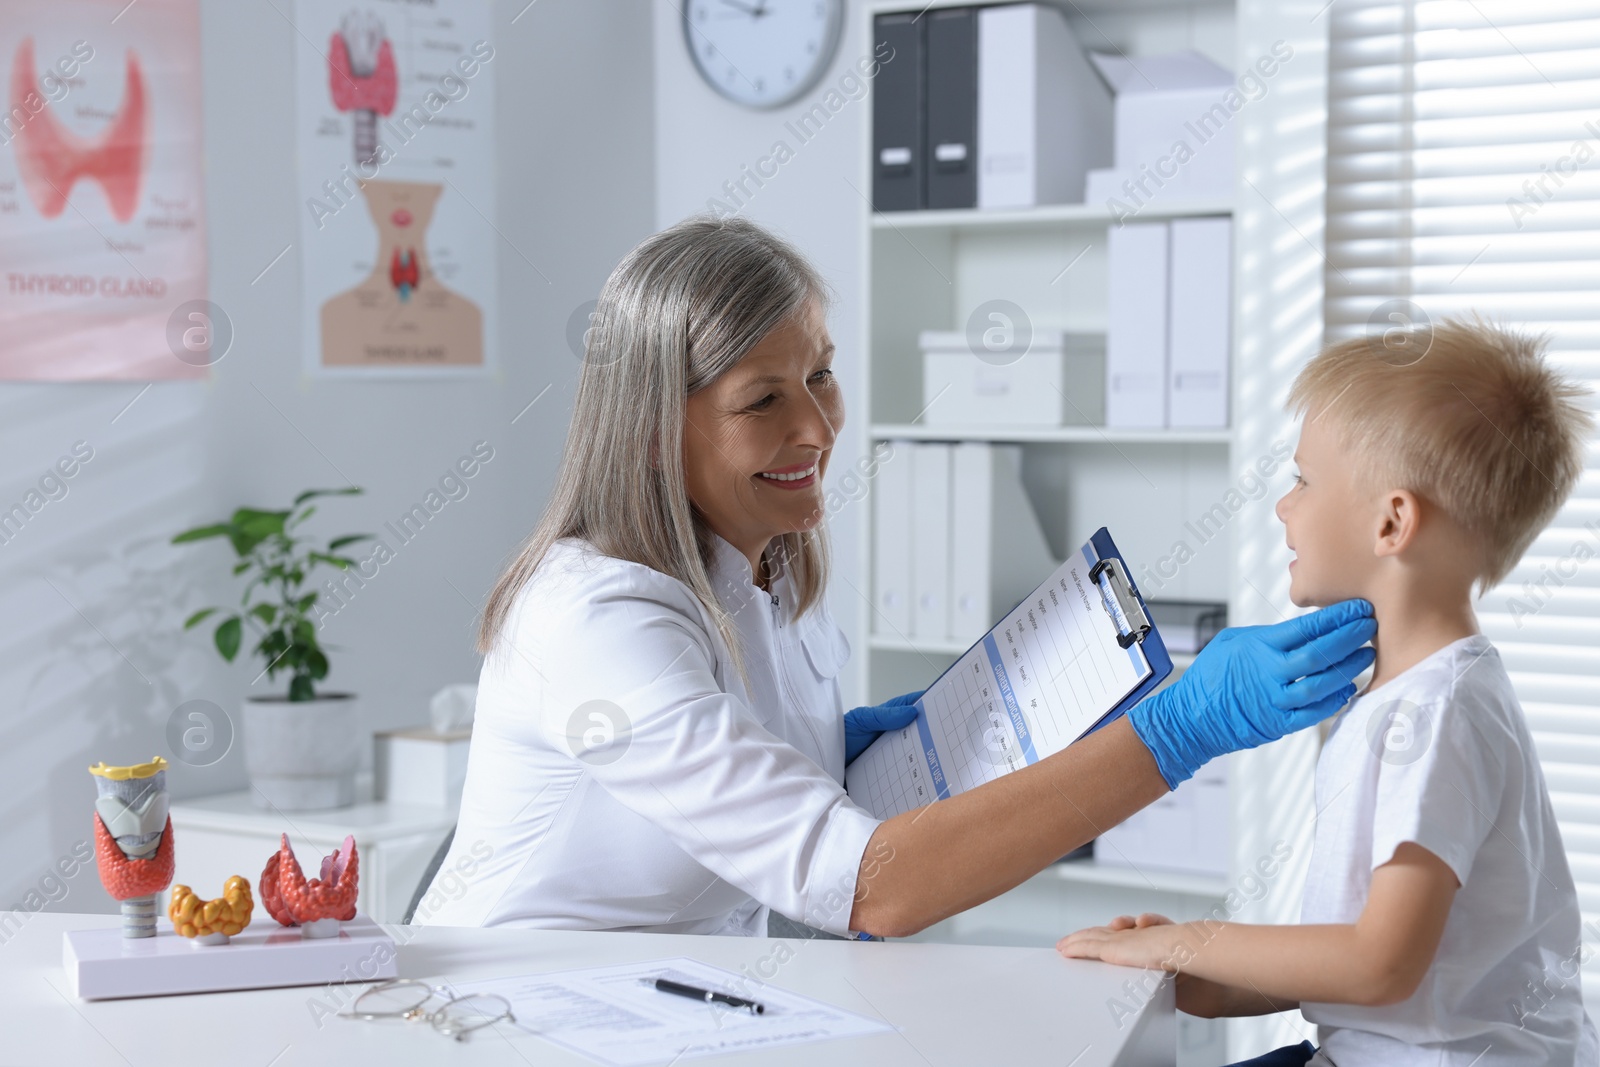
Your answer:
[870,423,1233,445]
[856,2,1239,1061]
[869,196,1235,231]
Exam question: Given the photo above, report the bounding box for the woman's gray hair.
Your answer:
[477,214,833,687]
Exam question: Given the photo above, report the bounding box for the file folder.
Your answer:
[1106,221,1170,428]
[872,12,925,212]
[848,527,1173,819]
[872,439,914,637]
[1168,217,1232,428]
[910,442,953,640]
[948,443,1056,645]
[924,7,978,210]
[976,3,1111,209]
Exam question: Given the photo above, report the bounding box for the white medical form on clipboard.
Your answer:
[846,527,1174,820]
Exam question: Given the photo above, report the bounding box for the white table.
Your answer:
[4,911,1175,1066]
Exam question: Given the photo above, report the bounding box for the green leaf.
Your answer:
[232,507,289,529]
[294,619,316,646]
[327,534,374,551]
[249,603,277,626]
[258,631,288,659]
[231,560,252,575]
[227,529,267,557]
[172,523,232,545]
[309,552,357,570]
[230,510,288,553]
[288,675,316,702]
[293,487,363,506]
[183,607,218,630]
[306,648,329,681]
[296,592,318,612]
[214,616,242,662]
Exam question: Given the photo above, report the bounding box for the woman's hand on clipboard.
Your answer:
[843,691,925,765]
[1125,598,1377,790]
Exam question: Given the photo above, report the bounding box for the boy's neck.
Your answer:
[1364,581,1481,693]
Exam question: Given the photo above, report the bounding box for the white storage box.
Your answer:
[1084,51,1236,205]
[920,329,1105,427]
[374,726,471,808]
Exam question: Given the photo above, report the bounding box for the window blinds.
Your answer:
[1326,0,1600,963]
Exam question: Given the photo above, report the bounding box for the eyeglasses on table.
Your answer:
[339,977,515,1042]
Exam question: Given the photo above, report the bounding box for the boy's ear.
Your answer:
[1373,488,1422,558]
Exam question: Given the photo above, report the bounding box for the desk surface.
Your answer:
[3,912,1174,1067]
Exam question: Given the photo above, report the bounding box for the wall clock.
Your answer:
[682,0,845,109]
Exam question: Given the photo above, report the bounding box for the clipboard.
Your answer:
[845,526,1173,820]
[1081,525,1174,733]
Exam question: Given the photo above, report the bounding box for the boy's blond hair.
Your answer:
[1289,317,1592,591]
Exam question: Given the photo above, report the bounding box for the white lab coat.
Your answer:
[415,531,882,937]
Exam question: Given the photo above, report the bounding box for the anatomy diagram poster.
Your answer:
[295,0,496,376]
[0,0,207,380]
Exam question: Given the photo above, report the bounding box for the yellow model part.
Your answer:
[88,756,170,780]
[168,876,254,938]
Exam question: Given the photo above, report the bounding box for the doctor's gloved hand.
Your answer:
[1127,599,1376,789]
[844,691,925,765]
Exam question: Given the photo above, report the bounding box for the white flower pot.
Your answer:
[241,693,360,811]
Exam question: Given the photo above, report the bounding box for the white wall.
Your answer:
[2,0,655,917]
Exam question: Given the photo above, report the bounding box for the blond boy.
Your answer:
[1060,319,1597,1066]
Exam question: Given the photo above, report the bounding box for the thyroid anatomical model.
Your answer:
[89,757,175,938]
[260,833,360,938]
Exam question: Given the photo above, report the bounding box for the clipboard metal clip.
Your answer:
[1088,556,1151,649]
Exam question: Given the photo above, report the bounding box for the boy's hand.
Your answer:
[1057,918,1186,971]
[1060,914,1266,1018]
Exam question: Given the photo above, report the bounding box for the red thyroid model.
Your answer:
[92,811,175,900]
[260,833,359,926]
[9,38,147,223]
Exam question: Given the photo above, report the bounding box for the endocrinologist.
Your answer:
[417,216,1376,940]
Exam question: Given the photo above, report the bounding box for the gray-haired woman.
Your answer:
[415,215,1375,939]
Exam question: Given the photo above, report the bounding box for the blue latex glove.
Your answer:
[844,690,925,765]
[1128,598,1377,789]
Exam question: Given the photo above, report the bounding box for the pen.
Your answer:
[653,978,765,1015]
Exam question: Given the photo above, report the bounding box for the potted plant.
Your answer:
[174,488,372,812]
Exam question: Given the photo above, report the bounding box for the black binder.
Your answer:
[923,6,977,210]
[871,12,924,212]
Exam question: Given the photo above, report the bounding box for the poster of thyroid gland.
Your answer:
[295,0,495,375]
[0,0,206,380]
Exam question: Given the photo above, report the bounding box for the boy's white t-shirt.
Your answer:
[1301,634,1598,1067]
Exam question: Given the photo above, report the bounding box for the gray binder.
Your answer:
[872,12,925,212]
[924,6,977,210]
